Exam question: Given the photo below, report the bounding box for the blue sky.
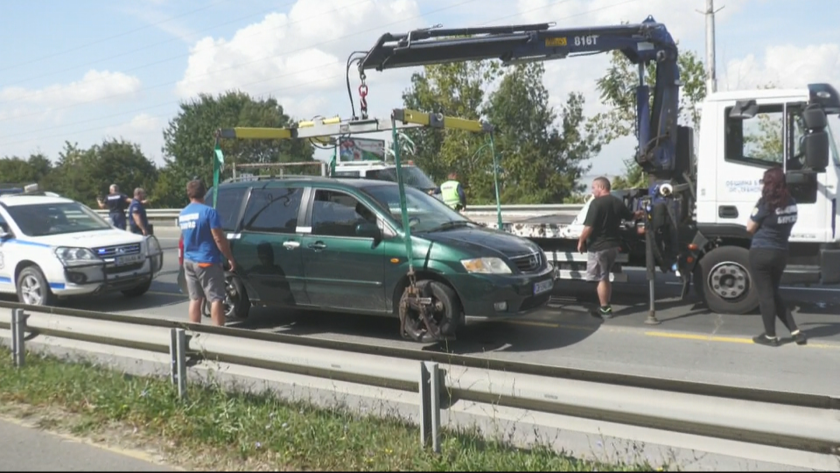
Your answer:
[0,0,838,180]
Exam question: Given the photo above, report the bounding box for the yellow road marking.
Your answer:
[645,330,840,350]
[505,320,560,328]
[147,291,186,298]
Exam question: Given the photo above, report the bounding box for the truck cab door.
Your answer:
[715,100,829,242]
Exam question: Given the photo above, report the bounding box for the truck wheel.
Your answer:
[695,246,758,314]
[16,265,57,307]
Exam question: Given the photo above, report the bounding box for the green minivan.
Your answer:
[177,176,555,341]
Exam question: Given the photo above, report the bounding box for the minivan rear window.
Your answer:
[205,187,248,231]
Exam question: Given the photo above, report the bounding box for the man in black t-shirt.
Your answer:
[577,177,643,318]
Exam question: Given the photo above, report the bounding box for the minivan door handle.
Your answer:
[282,241,300,250]
[308,241,327,250]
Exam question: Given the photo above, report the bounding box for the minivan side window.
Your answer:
[205,187,249,232]
[241,187,303,233]
[310,189,377,238]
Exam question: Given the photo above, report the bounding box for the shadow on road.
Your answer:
[226,303,598,355]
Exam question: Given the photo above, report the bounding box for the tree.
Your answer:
[401,61,601,204]
[156,91,315,208]
[401,61,501,184]
[44,139,158,207]
[484,63,600,203]
[0,153,53,185]
[592,48,706,189]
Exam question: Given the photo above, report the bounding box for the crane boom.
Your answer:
[357,15,682,180]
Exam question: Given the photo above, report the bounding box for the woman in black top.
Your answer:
[746,167,807,347]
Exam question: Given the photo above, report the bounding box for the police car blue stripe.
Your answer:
[0,277,64,288]
[6,239,51,248]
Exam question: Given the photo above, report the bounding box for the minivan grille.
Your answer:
[510,252,542,273]
[94,243,141,258]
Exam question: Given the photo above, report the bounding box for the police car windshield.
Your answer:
[365,167,437,189]
[362,184,471,232]
[6,202,112,237]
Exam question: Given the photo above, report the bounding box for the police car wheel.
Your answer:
[16,266,56,307]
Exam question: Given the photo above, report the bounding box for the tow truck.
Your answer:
[354,16,838,317]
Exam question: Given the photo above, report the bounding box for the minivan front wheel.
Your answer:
[202,274,250,319]
[399,280,462,343]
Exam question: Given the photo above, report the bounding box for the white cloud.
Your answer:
[0,70,142,107]
[175,0,424,105]
[516,0,746,44]
[103,113,166,165]
[720,43,840,90]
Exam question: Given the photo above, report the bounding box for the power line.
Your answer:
[0,0,230,74]
[0,0,638,150]
[1,1,301,89]
[0,0,373,109]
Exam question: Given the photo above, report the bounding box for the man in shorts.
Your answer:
[577,177,643,319]
[178,179,236,326]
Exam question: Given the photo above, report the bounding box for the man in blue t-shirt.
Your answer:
[178,179,237,326]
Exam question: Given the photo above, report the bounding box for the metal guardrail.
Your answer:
[0,300,838,458]
[93,204,584,221]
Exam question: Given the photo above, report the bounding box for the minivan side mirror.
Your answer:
[356,221,382,240]
[802,104,829,172]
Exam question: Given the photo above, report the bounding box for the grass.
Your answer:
[0,351,672,471]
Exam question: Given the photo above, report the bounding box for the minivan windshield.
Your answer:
[6,202,112,237]
[362,184,475,233]
[364,166,437,190]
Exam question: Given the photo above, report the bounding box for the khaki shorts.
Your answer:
[586,247,620,282]
[183,260,226,303]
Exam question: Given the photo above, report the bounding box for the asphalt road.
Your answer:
[0,418,173,471]
[9,228,840,397]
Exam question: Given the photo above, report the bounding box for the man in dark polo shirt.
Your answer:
[577,177,643,319]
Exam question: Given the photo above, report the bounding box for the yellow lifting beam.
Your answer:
[214,108,493,142]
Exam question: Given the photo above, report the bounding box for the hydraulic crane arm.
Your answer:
[355,16,682,178]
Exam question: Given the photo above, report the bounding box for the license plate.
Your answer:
[534,279,554,295]
[115,254,144,266]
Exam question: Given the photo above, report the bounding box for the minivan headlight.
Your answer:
[55,247,100,266]
[461,257,512,274]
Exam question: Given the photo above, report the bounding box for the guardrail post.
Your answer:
[11,309,28,368]
[419,361,441,453]
[169,328,187,399]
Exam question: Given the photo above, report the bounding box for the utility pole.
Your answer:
[700,0,724,95]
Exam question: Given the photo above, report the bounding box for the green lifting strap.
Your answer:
[488,133,502,230]
[213,142,224,209]
[391,121,414,270]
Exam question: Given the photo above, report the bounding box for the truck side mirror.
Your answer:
[802,104,829,171]
[729,99,759,119]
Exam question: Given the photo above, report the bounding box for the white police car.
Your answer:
[0,186,164,306]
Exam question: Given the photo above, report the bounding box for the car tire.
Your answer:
[121,279,152,298]
[203,274,250,319]
[400,279,463,341]
[694,246,759,314]
[16,265,56,307]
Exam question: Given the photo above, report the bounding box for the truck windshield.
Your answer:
[6,202,112,237]
[829,114,840,167]
[365,166,437,190]
[361,184,472,233]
